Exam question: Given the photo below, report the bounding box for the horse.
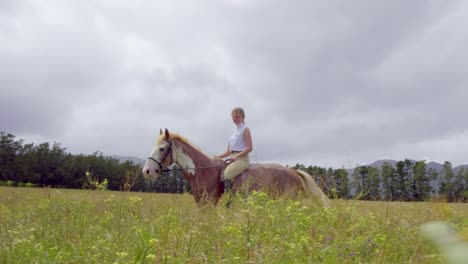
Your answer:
[142,129,330,207]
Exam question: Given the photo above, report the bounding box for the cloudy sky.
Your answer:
[1,0,467,168]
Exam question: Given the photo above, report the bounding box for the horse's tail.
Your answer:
[295,170,331,207]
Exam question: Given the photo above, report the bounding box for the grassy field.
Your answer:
[0,187,467,263]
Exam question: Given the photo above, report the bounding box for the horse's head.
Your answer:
[142,128,176,180]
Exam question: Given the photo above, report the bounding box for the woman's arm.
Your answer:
[214,144,231,159]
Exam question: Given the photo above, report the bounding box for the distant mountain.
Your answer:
[454,164,468,174]
[352,159,465,174]
[111,156,146,166]
[367,159,399,168]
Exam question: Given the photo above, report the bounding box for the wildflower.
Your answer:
[129,196,143,204]
[146,254,156,260]
[116,252,128,258]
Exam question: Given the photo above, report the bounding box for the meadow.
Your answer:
[0,187,467,263]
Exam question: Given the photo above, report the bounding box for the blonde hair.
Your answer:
[231,107,245,119]
[231,107,245,124]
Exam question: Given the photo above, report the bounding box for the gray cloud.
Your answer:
[1,0,467,167]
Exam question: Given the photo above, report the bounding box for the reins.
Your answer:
[146,139,226,175]
[153,163,224,175]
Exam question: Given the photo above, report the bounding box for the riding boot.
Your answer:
[223,179,232,191]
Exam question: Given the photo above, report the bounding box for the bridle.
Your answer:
[146,139,225,175]
[147,140,174,174]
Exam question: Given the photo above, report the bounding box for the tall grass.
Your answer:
[0,187,467,263]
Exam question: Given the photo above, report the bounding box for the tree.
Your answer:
[453,168,466,202]
[412,160,432,201]
[381,162,396,201]
[333,168,349,199]
[427,168,439,197]
[0,132,23,182]
[464,169,468,202]
[314,166,329,193]
[352,166,367,200]
[367,167,381,201]
[352,165,381,200]
[394,160,413,201]
[66,154,89,188]
[0,131,151,191]
[439,161,455,202]
[34,142,51,186]
[403,159,414,200]
[292,163,306,171]
[15,143,38,183]
[322,167,334,197]
[148,169,186,193]
[49,142,68,187]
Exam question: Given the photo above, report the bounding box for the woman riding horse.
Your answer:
[214,107,252,191]
[142,129,330,207]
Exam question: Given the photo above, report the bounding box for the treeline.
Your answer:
[293,160,468,203]
[2,131,467,202]
[0,132,186,193]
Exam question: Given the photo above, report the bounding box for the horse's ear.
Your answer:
[164,128,170,139]
[159,128,163,135]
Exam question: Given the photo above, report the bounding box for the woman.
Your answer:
[215,107,253,190]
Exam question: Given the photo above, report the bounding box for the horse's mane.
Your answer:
[157,132,208,156]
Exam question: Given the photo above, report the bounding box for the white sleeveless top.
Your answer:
[229,123,248,152]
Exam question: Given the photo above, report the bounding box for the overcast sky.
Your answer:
[1,0,467,168]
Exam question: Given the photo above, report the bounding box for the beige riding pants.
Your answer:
[223,153,250,181]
